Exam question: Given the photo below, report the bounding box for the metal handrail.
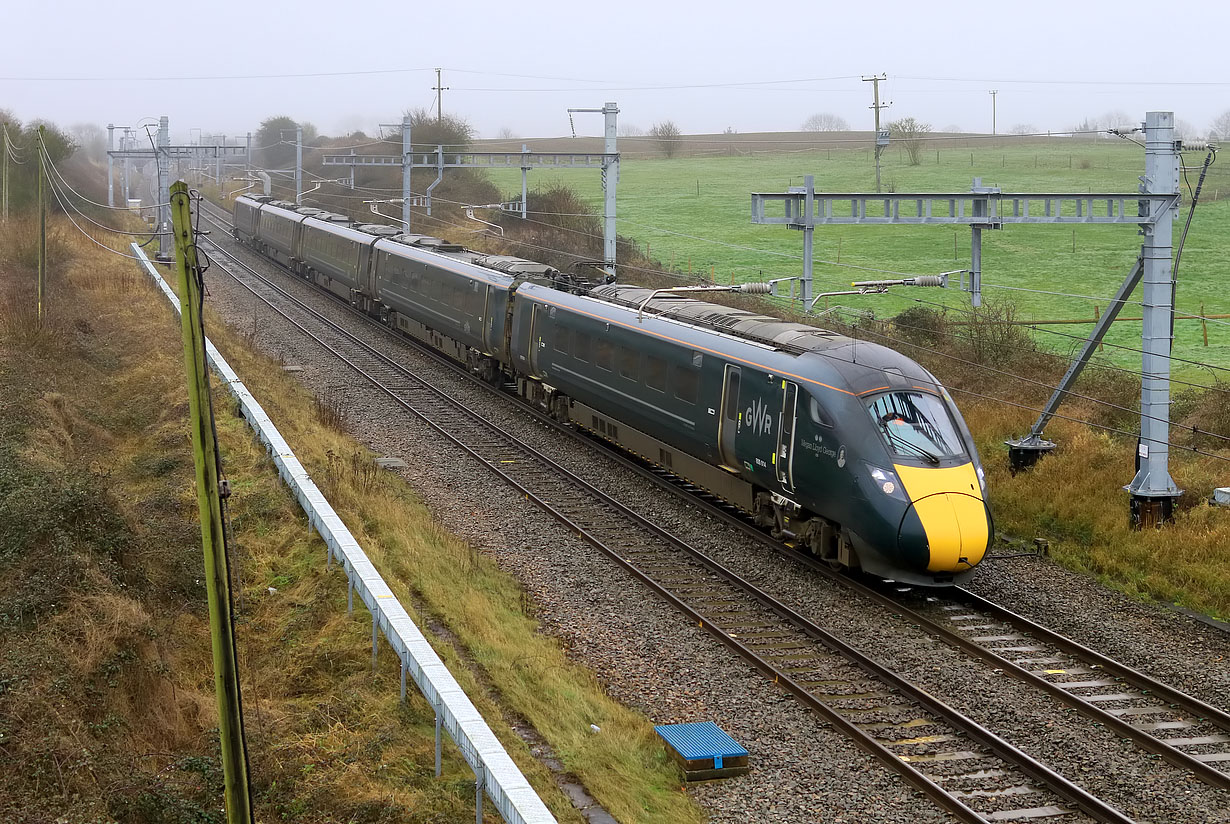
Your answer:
[132,242,556,824]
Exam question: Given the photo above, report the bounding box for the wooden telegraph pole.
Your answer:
[37,125,46,321]
[168,181,254,824]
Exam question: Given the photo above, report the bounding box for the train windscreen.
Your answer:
[865,392,966,464]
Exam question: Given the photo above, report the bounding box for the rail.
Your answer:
[130,242,556,824]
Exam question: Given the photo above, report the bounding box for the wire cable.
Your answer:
[808,298,1230,397]
[820,304,1230,444]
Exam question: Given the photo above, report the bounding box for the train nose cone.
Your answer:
[899,492,990,573]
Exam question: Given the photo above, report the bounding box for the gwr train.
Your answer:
[232,194,992,585]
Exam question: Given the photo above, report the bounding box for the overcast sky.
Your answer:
[4,0,1229,143]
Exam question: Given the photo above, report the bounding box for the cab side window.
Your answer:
[809,396,834,428]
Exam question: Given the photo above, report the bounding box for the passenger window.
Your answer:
[573,331,591,362]
[673,366,699,404]
[595,340,613,371]
[619,347,639,379]
[809,396,834,427]
[553,328,569,354]
[646,356,667,393]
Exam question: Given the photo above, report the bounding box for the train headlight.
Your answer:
[865,464,907,502]
[976,463,988,495]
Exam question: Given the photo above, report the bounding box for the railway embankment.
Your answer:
[0,216,702,823]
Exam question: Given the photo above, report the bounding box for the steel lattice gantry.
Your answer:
[322,103,620,272]
[752,112,1186,525]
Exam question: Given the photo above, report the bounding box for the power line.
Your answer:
[821,304,1230,443]
[38,154,149,261]
[810,298,1230,397]
[901,292,1230,379]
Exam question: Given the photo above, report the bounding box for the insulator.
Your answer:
[737,282,773,294]
[911,275,944,287]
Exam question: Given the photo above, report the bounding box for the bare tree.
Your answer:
[800,112,849,132]
[940,124,964,134]
[649,120,682,158]
[618,124,645,137]
[1070,117,1101,135]
[1101,110,1135,134]
[1174,119,1199,142]
[1211,109,1230,141]
[1009,123,1037,135]
[888,116,931,165]
[69,122,107,163]
[496,126,517,140]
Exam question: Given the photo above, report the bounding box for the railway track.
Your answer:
[194,203,1138,823]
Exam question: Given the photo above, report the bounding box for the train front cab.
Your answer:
[856,387,991,584]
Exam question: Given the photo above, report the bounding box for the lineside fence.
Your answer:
[131,242,557,824]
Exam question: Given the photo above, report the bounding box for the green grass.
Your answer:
[486,139,1230,378]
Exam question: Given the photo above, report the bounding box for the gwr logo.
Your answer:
[745,397,773,437]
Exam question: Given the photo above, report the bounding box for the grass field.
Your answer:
[485,138,1230,378]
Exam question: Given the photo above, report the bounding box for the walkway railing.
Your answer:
[132,242,557,824]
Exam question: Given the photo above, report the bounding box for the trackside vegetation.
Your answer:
[0,215,702,822]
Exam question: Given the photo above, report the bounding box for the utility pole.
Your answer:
[295,125,302,204]
[38,125,46,321]
[863,74,889,192]
[989,90,998,135]
[401,115,412,231]
[157,116,171,261]
[602,102,618,273]
[2,125,10,221]
[1127,111,1182,527]
[433,68,448,126]
[168,181,255,824]
[107,124,115,207]
[122,129,132,202]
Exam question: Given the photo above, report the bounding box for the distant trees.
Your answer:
[496,126,517,140]
[69,123,106,163]
[940,124,964,134]
[254,116,311,169]
[649,120,682,158]
[1211,110,1230,141]
[402,107,474,149]
[888,116,931,165]
[0,113,75,212]
[618,124,645,137]
[1009,123,1037,135]
[1101,110,1135,133]
[801,112,849,132]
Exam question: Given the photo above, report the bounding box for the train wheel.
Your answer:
[550,394,571,424]
[752,492,776,530]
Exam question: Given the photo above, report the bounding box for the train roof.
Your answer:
[570,283,940,396]
[587,284,853,355]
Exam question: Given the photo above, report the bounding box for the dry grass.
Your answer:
[0,215,701,822]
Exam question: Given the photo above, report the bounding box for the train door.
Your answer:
[528,304,542,375]
[775,381,799,491]
[718,365,741,469]
[480,286,493,352]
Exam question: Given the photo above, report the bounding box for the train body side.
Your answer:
[298,218,381,301]
[509,283,991,585]
[371,238,516,362]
